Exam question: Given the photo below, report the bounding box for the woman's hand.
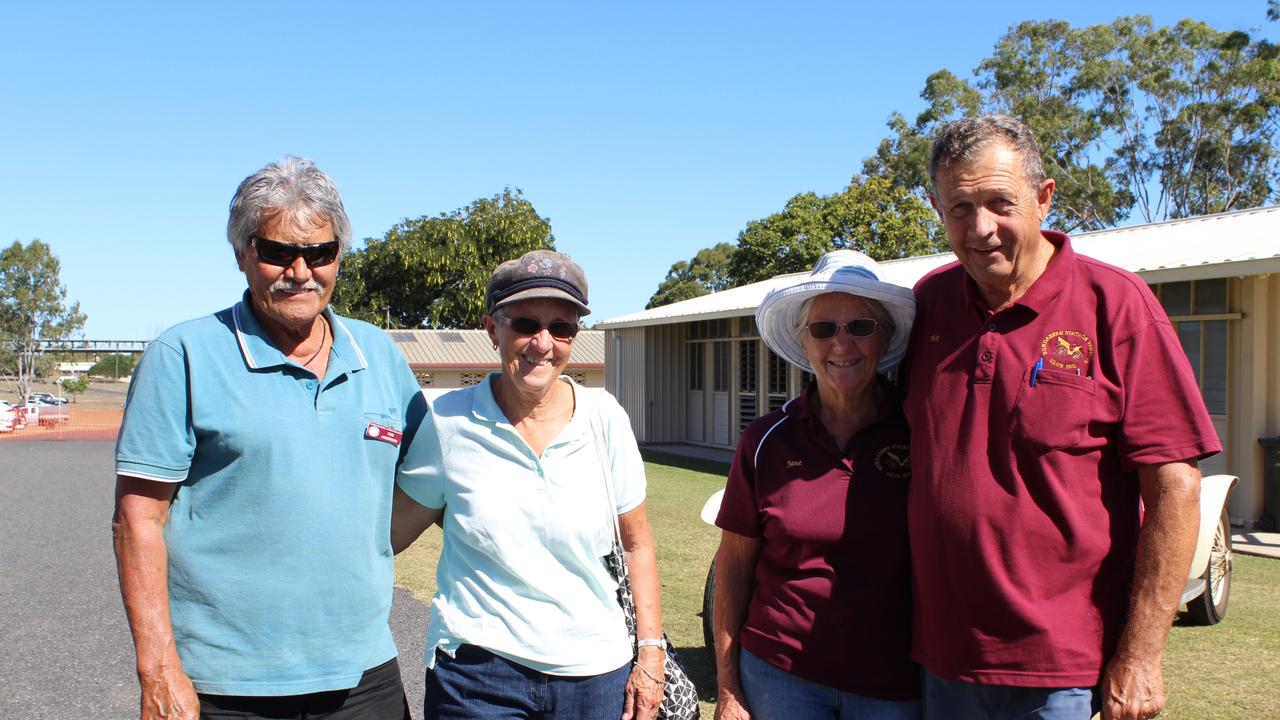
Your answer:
[621,645,665,720]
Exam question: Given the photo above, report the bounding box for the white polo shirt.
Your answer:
[396,375,646,675]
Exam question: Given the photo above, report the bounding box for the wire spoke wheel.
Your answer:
[1185,507,1232,625]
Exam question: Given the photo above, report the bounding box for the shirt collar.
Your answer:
[231,291,367,375]
[962,230,1074,316]
[471,374,506,423]
[470,373,587,435]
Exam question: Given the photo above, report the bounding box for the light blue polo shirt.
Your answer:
[397,376,646,676]
[115,293,425,696]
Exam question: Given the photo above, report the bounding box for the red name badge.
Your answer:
[364,422,403,446]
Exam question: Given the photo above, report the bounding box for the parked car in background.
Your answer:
[1,400,29,430]
[0,401,18,433]
[25,399,70,426]
[26,392,68,406]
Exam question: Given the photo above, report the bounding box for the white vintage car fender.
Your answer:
[1187,474,1237,580]
[700,489,724,527]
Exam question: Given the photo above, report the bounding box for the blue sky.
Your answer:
[1,1,1270,338]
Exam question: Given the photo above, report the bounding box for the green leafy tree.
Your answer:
[88,353,137,379]
[729,175,944,285]
[863,69,981,197]
[0,240,86,401]
[59,375,90,402]
[1112,20,1280,219]
[865,15,1280,230]
[646,243,738,309]
[332,188,555,328]
[979,19,1135,230]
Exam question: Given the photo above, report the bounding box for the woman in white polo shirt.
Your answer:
[392,250,666,720]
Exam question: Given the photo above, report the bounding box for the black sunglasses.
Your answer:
[250,236,341,268]
[501,315,580,340]
[805,318,879,340]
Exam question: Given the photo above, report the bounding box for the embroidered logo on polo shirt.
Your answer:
[786,460,802,468]
[874,444,910,479]
[1040,330,1094,373]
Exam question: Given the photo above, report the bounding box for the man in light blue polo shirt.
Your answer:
[112,156,425,720]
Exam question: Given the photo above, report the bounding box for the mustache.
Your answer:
[269,279,325,293]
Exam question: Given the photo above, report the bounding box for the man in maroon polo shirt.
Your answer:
[903,115,1220,720]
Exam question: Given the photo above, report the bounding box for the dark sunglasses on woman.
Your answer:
[250,236,341,268]
[501,315,580,340]
[805,318,879,340]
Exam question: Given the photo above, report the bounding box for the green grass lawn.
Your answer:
[394,452,1279,718]
[1162,553,1280,719]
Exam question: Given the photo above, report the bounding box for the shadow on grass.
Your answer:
[672,644,718,703]
[640,447,730,477]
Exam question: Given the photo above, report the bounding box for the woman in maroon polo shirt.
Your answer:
[712,250,919,720]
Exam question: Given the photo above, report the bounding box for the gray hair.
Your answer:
[929,115,1045,190]
[226,156,352,256]
[791,294,895,340]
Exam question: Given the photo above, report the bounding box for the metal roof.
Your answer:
[598,205,1280,329]
[388,329,605,368]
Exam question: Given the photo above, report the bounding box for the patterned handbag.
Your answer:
[591,410,701,720]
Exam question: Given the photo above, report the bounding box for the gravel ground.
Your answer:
[0,440,429,720]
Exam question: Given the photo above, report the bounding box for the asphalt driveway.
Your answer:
[0,441,429,720]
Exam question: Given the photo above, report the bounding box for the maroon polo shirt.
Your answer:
[717,381,918,700]
[903,232,1220,687]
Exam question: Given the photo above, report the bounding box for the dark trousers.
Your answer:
[921,669,1099,720]
[198,657,411,720]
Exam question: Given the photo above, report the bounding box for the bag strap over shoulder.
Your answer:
[588,395,624,548]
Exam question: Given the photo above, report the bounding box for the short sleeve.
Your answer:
[599,390,647,514]
[115,339,195,482]
[1113,320,1222,471]
[716,425,763,538]
[393,350,429,466]
[396,402,447,509]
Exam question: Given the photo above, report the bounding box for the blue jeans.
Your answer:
[922,669,1099,720]
[425,645,630,720]
[739,648,922,720]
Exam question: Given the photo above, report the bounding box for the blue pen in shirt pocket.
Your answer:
[1029,357,1044,387]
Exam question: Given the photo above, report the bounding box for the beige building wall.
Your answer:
[413,367,605,390]
[646,323,685,444]
[1231,274,1279,524]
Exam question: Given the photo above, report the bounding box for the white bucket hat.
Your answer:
[755,249,916,374]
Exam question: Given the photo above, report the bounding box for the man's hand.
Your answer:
[113,476,194,720]
[1101,461,1201,720]
[139,665,198,720]
[1100,651,1164,720]
[713,686,751,720]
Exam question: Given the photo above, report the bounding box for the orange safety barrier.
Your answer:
[0,407,123,441]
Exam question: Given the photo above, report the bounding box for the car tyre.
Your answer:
[1184,507,1232,626]
[701,560,716,664]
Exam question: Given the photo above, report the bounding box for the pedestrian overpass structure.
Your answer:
[37,339,149,355]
